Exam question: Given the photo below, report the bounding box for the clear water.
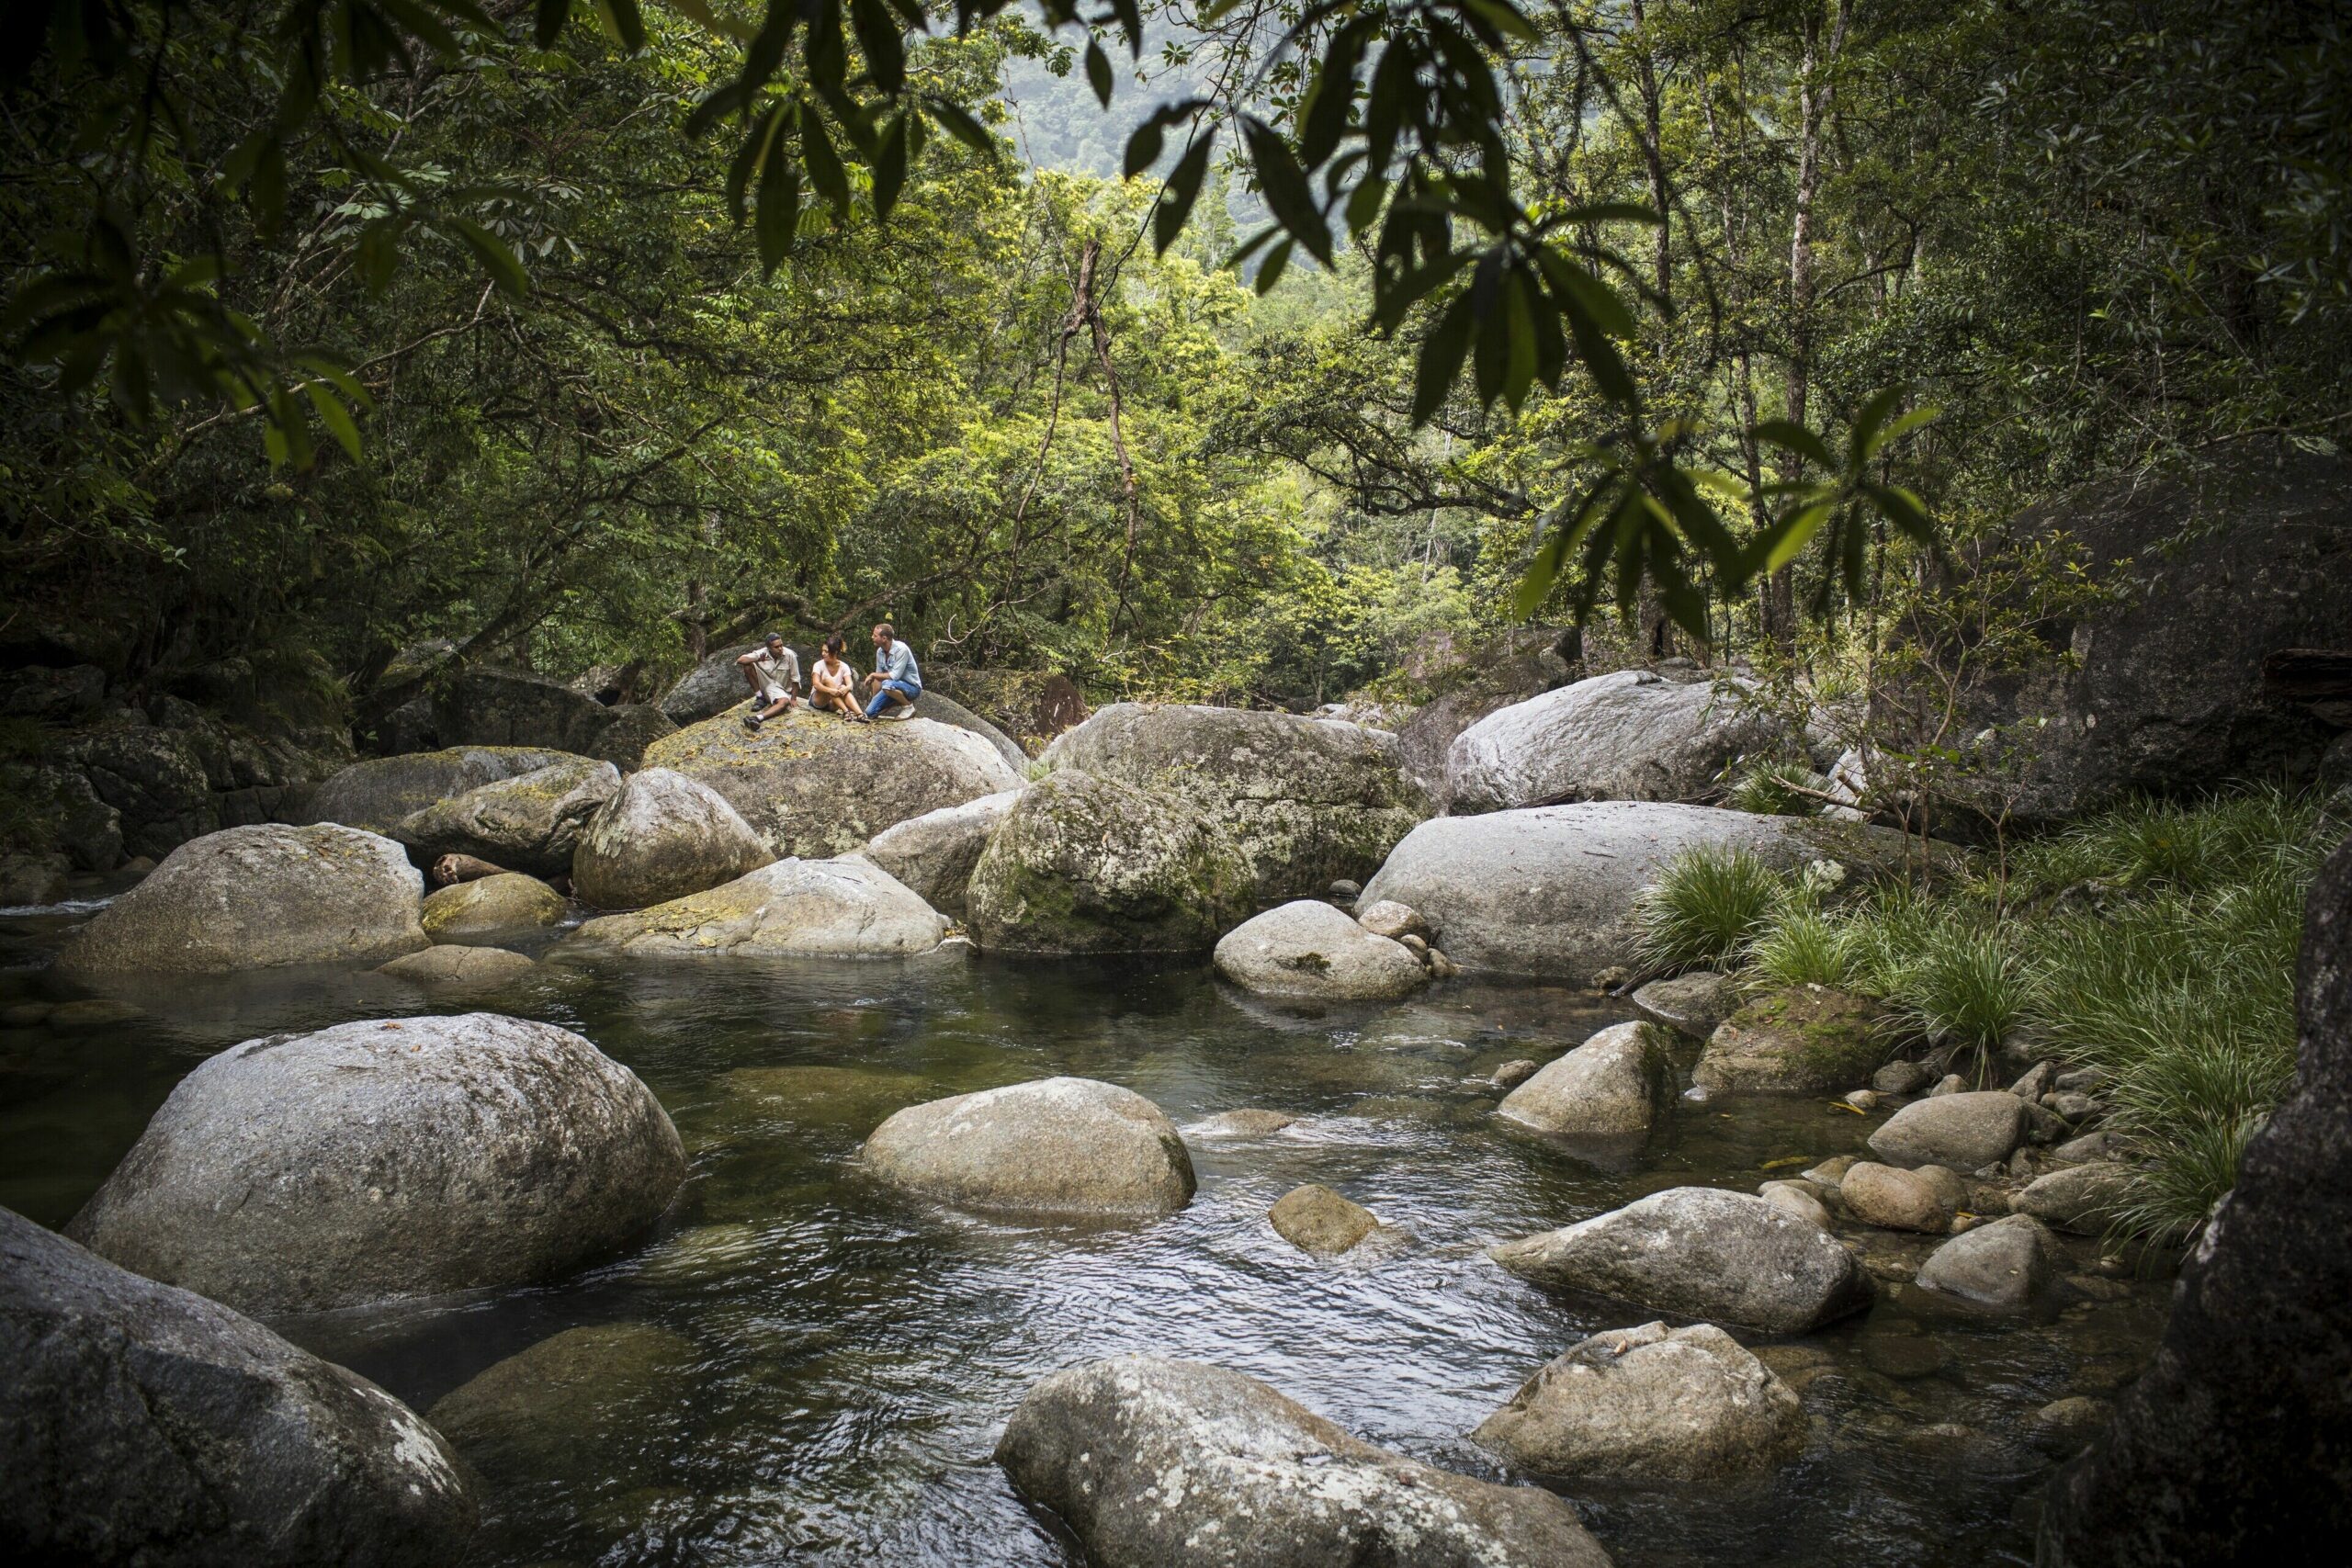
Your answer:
[0,919,2168,1567]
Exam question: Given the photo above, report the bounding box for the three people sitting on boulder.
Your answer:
[861,621,922,721]
[741,624,922,729]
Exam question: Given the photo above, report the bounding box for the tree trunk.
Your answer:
[1774,0,1848,649]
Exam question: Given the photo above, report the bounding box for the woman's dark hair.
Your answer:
[824,633,847,656]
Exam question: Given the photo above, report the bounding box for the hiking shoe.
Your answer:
[742,713,763,732]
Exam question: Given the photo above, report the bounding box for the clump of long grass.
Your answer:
[1727,761,1828,818]
[1633,848,1787,972]
[1884,920,2039,1056]
[1745,908,1864,989]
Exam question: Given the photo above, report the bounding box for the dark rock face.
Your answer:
[996,1356,1613,1568]
[67,1012,684,1315]
[0,1205,478,1565]
[432,667,623,755]
[0,662,107,721]
[584,702,677,769]
[303,746,578,835]
[1955,443,2352,824]
[2041,832,2352,1563]
[657,644,763,725]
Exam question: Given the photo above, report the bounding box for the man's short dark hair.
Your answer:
[764,632,785,646]
[874,621,895,638]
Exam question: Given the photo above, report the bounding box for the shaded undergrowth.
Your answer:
[1634,787,2338,1244]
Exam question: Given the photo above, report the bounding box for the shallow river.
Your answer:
[0,911,2168,1566]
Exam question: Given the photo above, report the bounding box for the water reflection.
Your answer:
[0,933,2162,1567]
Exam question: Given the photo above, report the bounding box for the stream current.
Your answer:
[0,908,2168,1567]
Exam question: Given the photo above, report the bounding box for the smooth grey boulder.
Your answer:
[67,1013,684,1314]
[560,856,945,958]
[1491,1186,1875,1334]
[995,1356,1612,1568]
[1495,1022,1671,1142]
[1213,898,1429,1001]
[2044,831,2352,1562]
[392,757,620,878]
[570,766,771,910]
[1358,801,1925,980]
[1759,1179,1834,1230]
[1634,970,1739,1039]
[1444,669,1787,812]
[54,823,426,977]
[419,872,566,939]
[1042,702,1429,900]
[655,642,761,725]
[2013,1162,2133,1234]
[861,1077,1194,1217]
[645,707,1022,858]
[302,745,577,834]
[1916,1214,2062,1308]
[1839,1161,1955,1233]
[859,787,1022,916]
[1869,1091,2029,1170]
[909,688,1028,773]
[1473,1320,1806,1480]
[1269,1183,1381,1256]
[1695,986,1892,1092]
[0,1207,477,1566]
[377,944,536,987]
[965,770,1253,954]
[1392,626,1583,799]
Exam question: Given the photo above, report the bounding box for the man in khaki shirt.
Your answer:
[738,634,801,731]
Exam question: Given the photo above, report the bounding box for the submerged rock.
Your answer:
[1,1205,477,1565]
[1269,1183,1381,1256]
[420,871,566,938]
[995,1356,1612,1568]
[1188,1108,1298,1137]
[859,787,1022,916]
[1213,898,1429,1001]
[1695,987,1892,1093]
[1868,1091,2029,1170]
[1473,1320,1806,1480]
[1357,801,1925,980]
[424,1322,699,1484]
[67,1013,684,1314]
[569,767,771,911]
[964,770,1253,954]
[861,1077,1195,1217]
[302,745,578,834]
[1494,1021,1671,1143]
[560,857,946,959]
[54,823,426,977]
[1444,669,1787,812]
[1042,702,1430,900]
[1916,1214,2062,1309]
[1491,1186,1874,1334]
[377,944,537,987]
[393,756,619,878]
[644,707,1022,859]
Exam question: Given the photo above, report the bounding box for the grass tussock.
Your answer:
[1634,785,2338,1245]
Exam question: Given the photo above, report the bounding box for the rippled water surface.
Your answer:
[0,917,2169,1567]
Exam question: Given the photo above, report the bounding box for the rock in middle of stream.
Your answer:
[861,1077,1195,1217]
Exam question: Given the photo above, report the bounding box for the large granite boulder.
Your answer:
[861,1077,1194,1217]
[583,702,676,769]
[1212,898,1429,1001]
[1041,702,1429,899]
[2042,832,2352,1562]
[429,667,619,754]
[53,823,426,977]
[420,872,567,939]
[909,688,1027,773]
[570,767,772,910]
[1949,442,2352,825]
[858,787,1022,916]
[392,756,619,877]
[1868,1091,2029,1170]
[559,857,945,958]
[964,770,1253,954]
[656,642,762,725]
[1473,1320,1806,1480]
[1694,987,1894,1092]
[1445,669,1787,813]
[1359,801,1923,981]
[1392,626,1582,799]
[302,746,577,834]
[996,1356,1612,1568]
[1,1207,477,1566]
[66,1013,684,1314]
[642,707,1022,858]
[1491,1186,1874,1334]
[1494,1021,1672,1145]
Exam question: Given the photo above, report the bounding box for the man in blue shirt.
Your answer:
[860,621,922,721]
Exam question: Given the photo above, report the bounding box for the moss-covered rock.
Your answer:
[643,707,1021,858]
[420,873,567,939]
[965,770,1252,954]
[1041,702,1430,900]
[558,856,945,958]
[1694,985,1893,1092]
[394,757,619,877]
[570,767,770,910]
[302,746,579,834]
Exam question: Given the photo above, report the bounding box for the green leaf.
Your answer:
[596,0,645,51]
[1410,291,1475,426]
[1240,117,1330,265]
[1299,17,1374,169]
[1457,0,1540,46]
[850,0,906,96]
[294,352,374,410]
[1254,236,1293,295]
[1754,419,1837,472]
[303,379,365,462]
[1153,131,1214,254]
[448,218,528,297]
[802,107,852,214]
[534,0,570,49]
[871,110,909,222]
[926,98,1000,160]
[756,146,801,276]
[1084,39,1114,108]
